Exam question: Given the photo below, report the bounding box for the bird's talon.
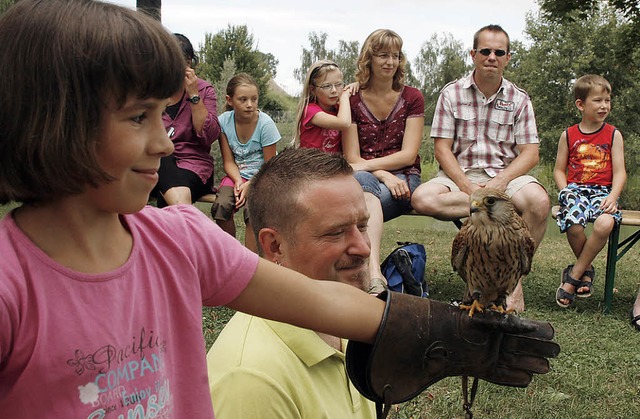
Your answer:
[460,300,484,317]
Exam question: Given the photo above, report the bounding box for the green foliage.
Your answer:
[294,32,360,85]
[0,0,16,15]
[510,6,640,168]
[199,211,640,419]
[211,57,237,113]
[413,33,470,123]
[198,25,281,112]
[539,0,640,30]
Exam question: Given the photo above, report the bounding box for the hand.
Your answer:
[483,175,509,192]
[346,291,560,407]
[461,182,482,196]
[599,195,618,214]
[235,181,250,209]
[184,66,199,98]
[380,173,411,200]
[345,81,360,94]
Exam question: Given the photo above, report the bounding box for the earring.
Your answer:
[274,260,281,266]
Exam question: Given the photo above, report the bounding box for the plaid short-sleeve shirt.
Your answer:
[430,72,538,177]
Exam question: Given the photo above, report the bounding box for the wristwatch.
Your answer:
[186,94,200,104]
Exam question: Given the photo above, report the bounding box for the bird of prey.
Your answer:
[451,188,535,316]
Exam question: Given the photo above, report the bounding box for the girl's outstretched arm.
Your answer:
[227,258,384,344]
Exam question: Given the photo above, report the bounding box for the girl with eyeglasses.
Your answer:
[293,60,356,153]
[342,29,425,294]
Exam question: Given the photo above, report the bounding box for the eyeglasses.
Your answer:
[374,53,401,61]
[476,48,508,57]
[314,82,345,91]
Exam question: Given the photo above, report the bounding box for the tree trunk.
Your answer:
[136,0,161,21]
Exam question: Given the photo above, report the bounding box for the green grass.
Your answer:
[199,212,640,419]
[3,158,640,418]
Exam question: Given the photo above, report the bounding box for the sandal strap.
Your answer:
[582,266,595,280]
[562,266,582,287]
[556,287,575,304]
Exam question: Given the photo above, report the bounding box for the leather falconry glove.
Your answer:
[346,291,560,418]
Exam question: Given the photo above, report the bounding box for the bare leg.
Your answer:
[572,215,614,293]
[411,182,470,220]
[162,186,193,205]
[632,290,640,330]
[217,217,236,238]
[244,221,257,253]
[364,192,386,292]
[508,183,550,312]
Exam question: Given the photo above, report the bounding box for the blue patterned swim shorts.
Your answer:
[556,183,622,233]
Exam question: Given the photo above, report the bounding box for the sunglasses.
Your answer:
[476,48,508,57]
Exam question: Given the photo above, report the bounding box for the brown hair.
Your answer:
[293,60,342,146]
[225,73,259,111]
[574,74,612,102]
[248,148,353,254]
[0,0,183,204]
[355,29,406,91]
[473,24,511,52]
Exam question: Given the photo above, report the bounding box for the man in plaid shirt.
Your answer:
[411,24,550,312]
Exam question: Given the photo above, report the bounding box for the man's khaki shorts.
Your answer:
[426,169,543,197]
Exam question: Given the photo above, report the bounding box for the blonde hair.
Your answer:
[355,29,406,91]
[574,74,612,102]
[292,60,341,147]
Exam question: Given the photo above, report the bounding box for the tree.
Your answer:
[333,40,360,84]
[136,0,161,21]
[198,25,278,109]
[0,0,17,15]
[539,0,640,26]
[510,6,640,167]
[294,32,359,85]
[413,33,469,123]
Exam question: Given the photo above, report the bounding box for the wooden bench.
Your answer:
[551,205,640,313]
[197,193,218,204]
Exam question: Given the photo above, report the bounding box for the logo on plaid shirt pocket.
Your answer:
[495,99,515,112]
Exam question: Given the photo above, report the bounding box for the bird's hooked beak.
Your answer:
[470,200,481,214]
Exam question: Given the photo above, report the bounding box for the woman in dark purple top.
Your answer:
[152,34,221,207]
[343,29,425,293]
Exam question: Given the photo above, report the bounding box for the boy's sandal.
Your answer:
[630,308,640,332]
[556,265,581,308]
[576,266,595,298]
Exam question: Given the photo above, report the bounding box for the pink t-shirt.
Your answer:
[299,103,342,153]
[0,205,258,418]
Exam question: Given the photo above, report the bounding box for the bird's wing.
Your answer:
[520,234,536,275]
[451,227,469,282]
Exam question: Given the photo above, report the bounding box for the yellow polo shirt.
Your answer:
[207,312,376,418]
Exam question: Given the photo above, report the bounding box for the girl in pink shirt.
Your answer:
[294,60,355,153]
[0,1,384,417]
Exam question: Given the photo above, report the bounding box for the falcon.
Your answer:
[451,188,535,316]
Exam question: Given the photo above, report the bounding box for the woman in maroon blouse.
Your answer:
[343,29,425,294]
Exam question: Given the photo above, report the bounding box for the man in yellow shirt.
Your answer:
[206,148,559,418]
[207,148,375,418]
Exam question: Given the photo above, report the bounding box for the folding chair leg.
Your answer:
[603,224,620,314]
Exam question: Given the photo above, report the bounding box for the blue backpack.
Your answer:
[380,242,428,298]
